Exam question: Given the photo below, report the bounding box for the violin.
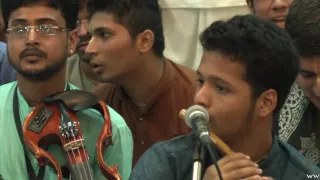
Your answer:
[179,109,234,155]
[22,90,121,180]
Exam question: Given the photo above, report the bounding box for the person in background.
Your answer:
[279,0,320,166]
[0,0,17,85]
[87,0,197,165]
[246,0,293,28]
[245,0,320,166]
[129,14,320,180]
[0,41,17,85]
[0,1,5,42]
[0,0,133,179]
[66,0,100,91]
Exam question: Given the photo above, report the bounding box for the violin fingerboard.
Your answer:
[70,162,94,180]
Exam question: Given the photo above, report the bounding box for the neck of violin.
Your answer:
[64,137,94,180]
[57,102,95,180]
[68,161,94,180]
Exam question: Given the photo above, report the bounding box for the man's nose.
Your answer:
[25,28,40,46]
[85,37,98,57]
[77,20,89,37]
[194,85,211,109]
[78,23,89,36]
[312,77,320,97]
[272,0,291,12]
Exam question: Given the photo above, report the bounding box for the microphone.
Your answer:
[185,105,212,145]
[180,107,233,155]
[184,105,225,180]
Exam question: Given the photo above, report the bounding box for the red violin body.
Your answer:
[22,90,121,180]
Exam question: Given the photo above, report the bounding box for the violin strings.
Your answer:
[78,132,94,179]
[67,132,84,180]
[72,129,90,180]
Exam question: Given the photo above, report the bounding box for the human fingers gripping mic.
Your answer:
[180,107,233,155]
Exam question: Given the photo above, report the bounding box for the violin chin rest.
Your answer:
[43,90,100,111]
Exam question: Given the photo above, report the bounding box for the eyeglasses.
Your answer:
[6,24,69,38]
[76,19,89,29]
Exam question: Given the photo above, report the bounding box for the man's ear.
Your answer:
[135,29,154,54]
[68,29,79,56]
[255,89,277,118]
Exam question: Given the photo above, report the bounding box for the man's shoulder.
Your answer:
[91,83,118,101]
[69,84,128,129]
[131,133,195,180]
[67,54,80,64]
[0,82,16,110]
[277,138,320,175]
[278,82,310,141]
[166,59,197,84]
[165,59,197,101]
[151,133,196,156]
[0,82,16,95]
[106,104,128,128]
[0,81,15,90]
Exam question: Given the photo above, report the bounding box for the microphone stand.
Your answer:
[192,140,205,180]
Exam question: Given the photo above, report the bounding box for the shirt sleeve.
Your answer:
[93,107,133,180]
[129,143,174,180]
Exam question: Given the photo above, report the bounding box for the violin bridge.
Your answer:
[64,139,85,151]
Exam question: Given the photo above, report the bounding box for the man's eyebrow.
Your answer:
[199,72,233,87]
[10,19,27,25]
[35,18,58,25]
[90,27,115,34]
[207,75,231,85]
[10,18,58,26]
[300,69,315,73]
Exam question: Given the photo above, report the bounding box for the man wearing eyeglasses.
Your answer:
[0,0,133,180]
[66,0,100,91]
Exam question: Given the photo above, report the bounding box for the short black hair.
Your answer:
[285,0,320,57]
[200,14,299,112]
[1,0,80,30]
[89,0,165,58]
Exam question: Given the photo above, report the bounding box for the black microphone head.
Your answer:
[185,105,209,128]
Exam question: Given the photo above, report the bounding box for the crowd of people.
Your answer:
[0,0,320,179]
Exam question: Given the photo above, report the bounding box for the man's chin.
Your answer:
[18,71,54,81]
[15,64,64,81]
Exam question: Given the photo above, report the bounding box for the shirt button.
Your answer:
[139,117,143,121]
[140,141,145,145]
